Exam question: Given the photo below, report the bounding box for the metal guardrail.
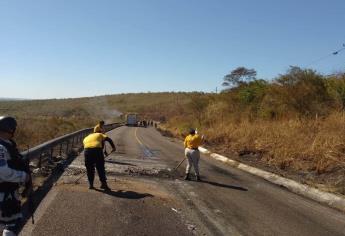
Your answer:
[21,123,122,168]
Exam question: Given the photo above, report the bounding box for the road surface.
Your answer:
[20,126,345,236]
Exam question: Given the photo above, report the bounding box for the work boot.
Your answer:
[100,182,111,191]
[89,185,95,190]
[184,173,191,181]
[196,175,201,182]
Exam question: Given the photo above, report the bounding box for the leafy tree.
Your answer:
[188,93,209,126]
[325,74,345,110]
[275,66,330,116]
[237,79,268,104]
[222,67,257,88]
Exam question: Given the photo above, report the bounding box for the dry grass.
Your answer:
[161,112,345,193]
[203,113,345,172]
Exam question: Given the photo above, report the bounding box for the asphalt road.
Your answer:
[21,126,345,236]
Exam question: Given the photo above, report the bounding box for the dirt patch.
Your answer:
[116,167,175,179]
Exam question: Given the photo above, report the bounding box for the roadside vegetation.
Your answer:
[160,67,345,194]
[1,66,345,194]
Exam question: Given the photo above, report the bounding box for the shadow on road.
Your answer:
[95,189,153,199]
[113,151,126,154]
[105,160,137,166]
[200,180,248,191]
[209,165,241,181]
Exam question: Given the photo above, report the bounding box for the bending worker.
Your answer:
[184,128,203,181]
[0,116,30,236]
[83,125,116,191]
[94,120,105,133]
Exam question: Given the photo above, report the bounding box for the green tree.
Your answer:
[222,67,257,89]
[325,74,345,110]
[275,66,330,116]
[188,93,209,126]
[237,80,268,104]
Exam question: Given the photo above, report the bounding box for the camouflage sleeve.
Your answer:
[0,145,27,183]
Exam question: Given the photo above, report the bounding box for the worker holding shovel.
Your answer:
[184,128,203,181]
[83,125,116,191]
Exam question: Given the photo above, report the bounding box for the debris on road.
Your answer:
[171,208,180,213]
[186,223,196,231]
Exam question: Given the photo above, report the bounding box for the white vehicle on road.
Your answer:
[126,113,138,126]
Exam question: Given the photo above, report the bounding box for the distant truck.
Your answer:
[126,113,138,126]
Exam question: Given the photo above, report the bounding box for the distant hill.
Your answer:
[0,92,194,148]
[0,98,27,101]
[0,92,192,121]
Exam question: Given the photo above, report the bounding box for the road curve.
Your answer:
[21,126,345,236]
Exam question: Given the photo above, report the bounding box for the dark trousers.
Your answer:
[84,148,107,186]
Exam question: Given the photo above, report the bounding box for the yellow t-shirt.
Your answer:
[184,134,202,149]
[83,133,107,148]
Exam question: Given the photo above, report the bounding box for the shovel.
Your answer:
[174,158,186,171]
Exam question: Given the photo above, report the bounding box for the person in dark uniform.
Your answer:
[83,126,116,191]
[0,116,30,236]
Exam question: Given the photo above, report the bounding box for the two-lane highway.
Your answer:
[114,126,345,235]
[21,126,345,236]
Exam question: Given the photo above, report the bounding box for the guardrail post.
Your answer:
[50,147,54,161]
[66,141,69,155]
[38,152,43,168]
[59,143,63,156]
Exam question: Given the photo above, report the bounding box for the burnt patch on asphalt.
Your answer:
[105,159,137,166]
[108,167,175,179]
[63,163,179,181]
[139,144,158,159]
[106,165,182,180]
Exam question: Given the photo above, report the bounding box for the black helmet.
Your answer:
[189,128,196,135]
[0,116,17,133]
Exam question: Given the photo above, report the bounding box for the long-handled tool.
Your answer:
[104,144,116,158]
[174,158,186,171]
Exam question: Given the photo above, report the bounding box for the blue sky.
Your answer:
[0,0,344,99]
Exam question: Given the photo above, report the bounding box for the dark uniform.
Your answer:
[0,117,28,236]
[83,127,115,191]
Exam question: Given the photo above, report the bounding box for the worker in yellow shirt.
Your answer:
[83,125,116,191]
[184,128,203,181]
